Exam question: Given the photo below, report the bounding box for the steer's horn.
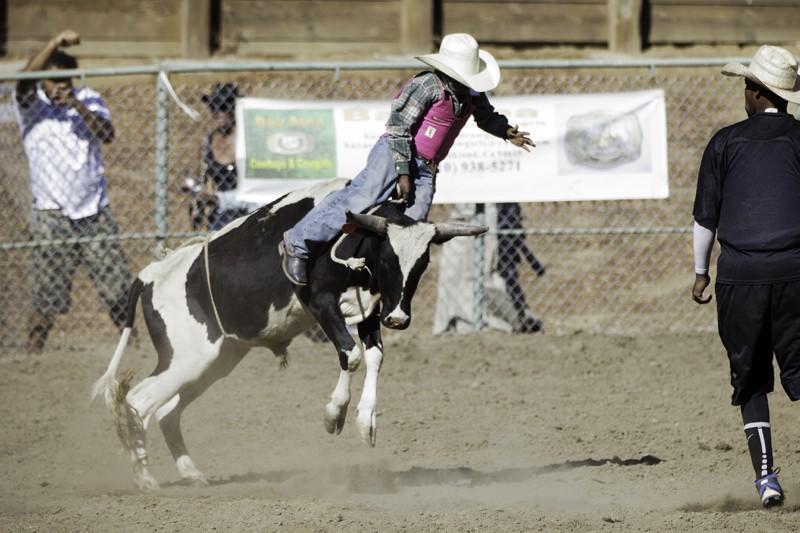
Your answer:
[433,223,489,243]
[345,210,388,235]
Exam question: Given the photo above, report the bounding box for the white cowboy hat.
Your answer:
[416,33,500,92]
[722,45,800,103]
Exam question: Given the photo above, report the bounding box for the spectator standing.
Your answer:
[14,29,135,354]
[184,83,257,231]
[496,203,544,333]
[281,33,535,285]
[691,45,800,507]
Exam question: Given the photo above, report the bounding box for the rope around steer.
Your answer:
[156,235,231,338]
[203,234,231,339]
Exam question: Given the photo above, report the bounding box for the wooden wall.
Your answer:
[7,0,210,59]
[219,0,433,57]
[441,0,800,51]
[6,0,800,60]
[648,0,800,45]
[442,0,608,45]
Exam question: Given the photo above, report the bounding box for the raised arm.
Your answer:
[16,29,81,107]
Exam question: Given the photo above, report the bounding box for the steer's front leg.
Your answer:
[356,311,383,446]
[304,290,362,436]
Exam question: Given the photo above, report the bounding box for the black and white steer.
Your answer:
[92,179,486,490]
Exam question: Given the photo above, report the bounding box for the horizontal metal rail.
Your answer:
[0,56,758,83]
[0,226,692,251]
[0,231,203,250]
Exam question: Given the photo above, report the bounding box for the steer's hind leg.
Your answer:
[123,344,230,490]
[355,312,384,446]
[155,396,207,486]
[157,344,249,486]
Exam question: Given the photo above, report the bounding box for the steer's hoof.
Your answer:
[356,410,377,447]
[189,476,209,488]
[181,472,209,488]
[176,455,208,487]
[324,403,346,434]
[358,427,377,447]
[134,468,161,491]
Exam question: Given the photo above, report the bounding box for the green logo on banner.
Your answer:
[243,108,336,179]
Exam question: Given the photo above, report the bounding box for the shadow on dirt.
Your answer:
[199,454,662,494]
[345,455,662,494]
[163,470,306,488]
[680,495,800,514]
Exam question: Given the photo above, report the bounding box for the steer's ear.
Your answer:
[431,224,489,244]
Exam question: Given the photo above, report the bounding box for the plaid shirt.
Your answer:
[385,71,511,175]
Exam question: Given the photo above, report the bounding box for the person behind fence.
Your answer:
[691,45,800,508]
[496,203,545,333]
[14,29,135,354]
[280,33,535,286]
[183,83,258,231]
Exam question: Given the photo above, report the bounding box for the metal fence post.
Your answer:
[472,203,486,330]
[154,71,170,255]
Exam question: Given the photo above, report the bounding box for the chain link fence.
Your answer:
[0,59,760,353]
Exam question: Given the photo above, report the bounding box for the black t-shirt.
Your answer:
[693,111,800,284]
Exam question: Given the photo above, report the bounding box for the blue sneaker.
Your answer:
[755,470,784,508]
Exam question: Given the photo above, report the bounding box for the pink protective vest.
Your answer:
[398,76,476,164]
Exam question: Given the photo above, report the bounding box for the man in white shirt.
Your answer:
[15,29,134,354]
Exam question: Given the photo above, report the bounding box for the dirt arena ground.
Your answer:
[2,329,799,532]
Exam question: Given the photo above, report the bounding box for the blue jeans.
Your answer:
[283,135,435,258]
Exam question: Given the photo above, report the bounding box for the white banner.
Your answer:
[235,89,668,204]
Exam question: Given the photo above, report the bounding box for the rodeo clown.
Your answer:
[281,33,535,285]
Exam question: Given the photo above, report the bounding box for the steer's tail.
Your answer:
[91,278,144,409]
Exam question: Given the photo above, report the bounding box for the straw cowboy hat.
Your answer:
[416,33,500,92]
[722,45,800,103]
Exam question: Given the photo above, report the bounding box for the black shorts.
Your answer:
[716,281,800,405]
